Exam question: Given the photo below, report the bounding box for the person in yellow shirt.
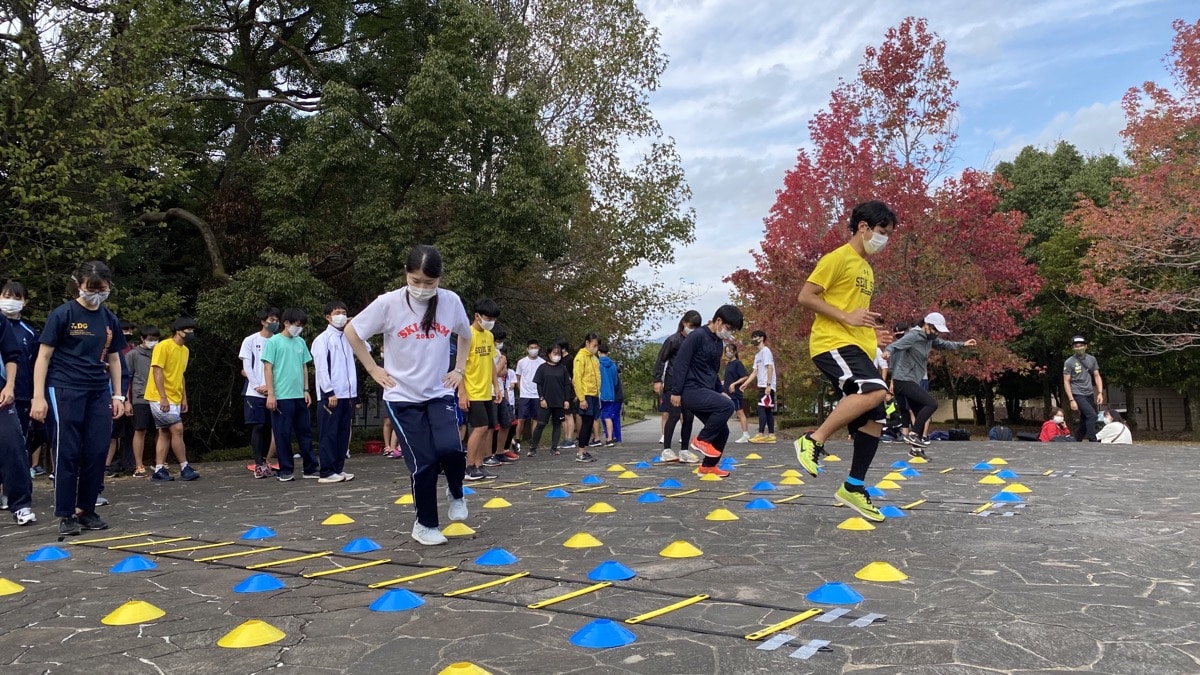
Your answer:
[572,332,601,462]
[460,298,501,481]
[144,317,200,482]
[795,201,896,522]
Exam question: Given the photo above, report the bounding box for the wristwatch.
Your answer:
[112,395,126,402]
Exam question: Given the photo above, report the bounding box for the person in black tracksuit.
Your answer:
[669,305,745,477]
[529,340,572,457]
[652,310,702,463]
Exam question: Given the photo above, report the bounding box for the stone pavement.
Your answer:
[0,418,1198,675]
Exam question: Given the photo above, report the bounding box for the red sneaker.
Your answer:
[691,439,722,458]
[503,451,520,461]
[696,465,730,478]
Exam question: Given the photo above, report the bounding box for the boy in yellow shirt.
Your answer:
[144,317,200,482]
[460,299,501,481]
[795,201,896,522]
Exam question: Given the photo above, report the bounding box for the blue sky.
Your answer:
[630,0,1194,336]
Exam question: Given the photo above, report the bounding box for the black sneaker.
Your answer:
[588,440,602,448]
[575,452,597,463]
[527,448,538,458]
[482,456,502,467]
[902,431,930,448]
[908,447,930,460]
[105,465,120,479]
[464,467,485,481]
[480,467,500,479]
[59,516,82,536]
[77,511,108,530]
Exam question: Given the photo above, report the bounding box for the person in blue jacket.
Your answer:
[597,343,620,446]
[669,305,744,478]
[0,292,35,526]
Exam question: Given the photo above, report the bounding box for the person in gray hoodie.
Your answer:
[125,326,160,477]
[884,312,976,455]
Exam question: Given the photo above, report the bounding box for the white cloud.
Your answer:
[988,100,1127,165]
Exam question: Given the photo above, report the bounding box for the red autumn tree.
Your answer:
[1071,18,1200,354]
[728,17,1041,416]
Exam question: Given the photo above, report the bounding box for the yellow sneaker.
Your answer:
[765,434,777,443]
[748,434,767,443]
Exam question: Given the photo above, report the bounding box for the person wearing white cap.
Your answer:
[884,311,976,456]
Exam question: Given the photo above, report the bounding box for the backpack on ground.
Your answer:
[948,428,971,441]
[988,425,1013,441]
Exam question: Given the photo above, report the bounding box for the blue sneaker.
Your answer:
[180,465,200,481]
[151,467,174,482]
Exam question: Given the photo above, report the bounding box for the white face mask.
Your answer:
[80,290,110,307]
[683,326,694,335]
[408,286,436,302]
[528,349,539,358]
[716,326,733,341]
[287,325,303,337]
[0,299,24,314]
[1053,415,1064,424]
[144,340,158,349]
[330,314,348,329]
[863,229,889,254]
[496,342,505,351]
[480,319,495,331]
[550,354,562,363]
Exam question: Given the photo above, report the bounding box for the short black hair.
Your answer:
[553,337,570,353]
[527,339,539,347]
[849,200,898,233]
[1,281,28,300]
[492,329,507,342]
[259,307,281,322]
[282,308,307,325]
[750,330,767,341]
[172,316,198,333]
[139,326,161,339]
[583,332,600,346]
[713,304,744,331]
[474,298,500,319]
[120,320,134,331]
[598,342,610,354]
[323,300,348,316]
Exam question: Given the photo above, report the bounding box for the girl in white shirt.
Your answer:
[1096,408,1133,445]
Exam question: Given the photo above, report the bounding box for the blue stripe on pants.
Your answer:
[47,387,111,517]
[317,397,354,477]
[386,396,466,529]
[272,399,317,477]
[0,405,33,512]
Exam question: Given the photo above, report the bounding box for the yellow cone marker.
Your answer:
[217,619,287,648]
[563,532,603,548]
[824,454,842,462]
[616,471,639,479]
[101,600,166,626]
[908,456,928,464]
[442,522,476,537]
[837,517,876,531]
[855,561,908,582]
[875,480,901,490]
[439,663,492,675]
[606,464,626,472]
[659,541,703,558]
[780,476,804,486]
[745,453,762,460]
[781,469,801,478]
[882,472,907,481]
[585,502,616,514]
[1002,483,1031,494]
[483,497,512,509]
[978,475,1006,485]
[394,494,414,505]
[987,457,1008,465]
[699,472,723,481]
[322,513,355,525]
[0,578,24,597]
[705,508,739,521]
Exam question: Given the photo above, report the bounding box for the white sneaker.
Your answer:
[95,495,110,506]
[412,522,448,546]
[658,435,664,444]
[660,448,680,463]
[338,472,355,482]
[293,453,301,459]
[317,474,346,484]
[734,433,751,444]
[13,508,35,526]
[447,494,468,522]
[678,448,701,464]
[0,495,7,510]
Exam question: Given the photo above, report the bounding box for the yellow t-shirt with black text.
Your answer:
[464,325,495,401]
[144,338,189,404]
[806,242,877,357]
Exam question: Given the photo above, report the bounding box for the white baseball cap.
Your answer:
[924,312,950,333]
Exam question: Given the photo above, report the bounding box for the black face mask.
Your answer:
[267,322,281,335]
[182,332,196,345]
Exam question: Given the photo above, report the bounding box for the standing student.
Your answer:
[670,305,744,477]
[794,201,898,522]
[0,282,42,466]
[311,300,359,483]
[345,244,473,546]
[240,308,280,478]
[126,326,160,477]
[513,339,545,451]
[0,299,34,525]
[262,308,318,481]
[597,343,620,446]
[1063,335,1103,442]
[31,261,127,535]
[486,330,518,465]
[144,317,201,482]
[885,312,976,457]
[739,330,777,443]
[652,311,702,463]
[461,299,501,480]
[724,343,751,443]
[572,332,601,462]
[105,320,136,477]
[528,340,571,457]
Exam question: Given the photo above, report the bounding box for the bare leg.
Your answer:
[812,391,887,444]
[154,428,170,467]
[169,424,187,464]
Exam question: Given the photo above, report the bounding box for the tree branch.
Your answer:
[184,94,321,112]
[138,209,231,284]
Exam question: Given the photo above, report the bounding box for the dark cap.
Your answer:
[1071,335,1087,344]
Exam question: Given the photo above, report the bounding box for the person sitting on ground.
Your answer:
[1039,408,1075,442]
[1095,408,1132,444]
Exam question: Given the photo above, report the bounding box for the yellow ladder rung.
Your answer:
[1043,469,1054,476]
[666,489,699,498]
[618,487,654,495]
[444,572,529,597]
[151,542,234,555]
[625,594,709,624]
[196,546,282,562]
[369,566,457,589]
[718,491,749,501]
[527,582,612,609]
[246,551,334,570]
[303,559,391,579]
[493,481,531,489]
[972,502,993,514]
[109,537,190,550]
[901,499,926,510]
[534,483,571,491]
[939,467,954,474]
[764,464,786,469]
[72,532,153,545]
[745,609,822,641]
[774,494,802,504]
[574,485,608,493]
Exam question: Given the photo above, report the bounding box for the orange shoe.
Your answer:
[691,439,722,458]
[696,465,730,478]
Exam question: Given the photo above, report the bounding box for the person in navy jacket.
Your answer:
[668,305,744,478]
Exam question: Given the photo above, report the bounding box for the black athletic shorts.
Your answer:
[812,345,888,430]
[468,400,497,429]
[132,403,153,431]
